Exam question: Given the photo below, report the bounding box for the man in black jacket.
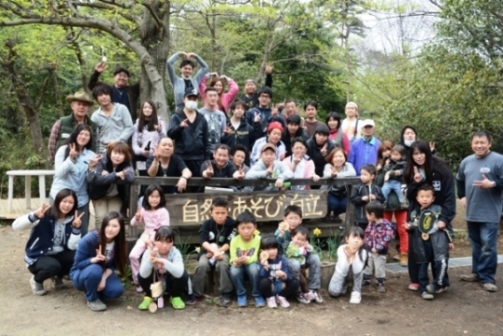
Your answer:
[88,61,140,121]
[168,88,211,192]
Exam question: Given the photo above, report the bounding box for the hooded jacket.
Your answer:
[306,137,336,177]
[168,109,211,161]
[350,183,386,224]
[245,106,286,137]
[282,128,309,157]
[87,155,135,201]
[221,117,262,152]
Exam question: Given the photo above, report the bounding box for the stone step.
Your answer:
[386,254,503,273]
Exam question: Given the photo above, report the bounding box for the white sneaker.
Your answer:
[266,296,277,308]
[30,276,47,296]
[276,295,290,308]
[310,290,323,303]
[296,293,311,304]
[349,291,361,304]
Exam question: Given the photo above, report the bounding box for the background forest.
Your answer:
[0,0,502,196]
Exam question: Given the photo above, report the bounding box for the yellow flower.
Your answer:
[254,229,261,236]
[313,228,322,237]
[194,247,201,253]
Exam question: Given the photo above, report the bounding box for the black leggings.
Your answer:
[28,249,75,283]
[138,270,189,298]
[408,233,419,283]
[258,278,299,299]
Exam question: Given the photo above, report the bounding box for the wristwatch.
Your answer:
[492,181,496,188]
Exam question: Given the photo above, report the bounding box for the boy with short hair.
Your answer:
[192,197,237,306]
[245,143,293,191]
[274,205,322,304]
[222,100,261,154]
[406,184,453,300]
[363,201,395,293]
[229,210,265,307]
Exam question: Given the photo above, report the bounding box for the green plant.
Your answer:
[175,232,194,262]
[326,230,342,261]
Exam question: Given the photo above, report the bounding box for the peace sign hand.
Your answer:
[89,154,102,169]
[320,143,328,156]
[413,166,423,183]
[34,203,51,219]
[204,162,214,178]
[72,211,85,228]
[91,247,106,264]
[153,146,161,161]
[180,119,189,128]
[69,143,78,160]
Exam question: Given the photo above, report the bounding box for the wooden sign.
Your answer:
[165,190,328,226]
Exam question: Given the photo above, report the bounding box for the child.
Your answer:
[381,144,407,208]
[274,205,323,304]
[12,189,82,295]
[285,226,313,296]
[129,185,170,292]
[192,197,236,306]
[328,226,369,304]
[350,164,385,231]
[229,210,265,307]
[405,184,453,300]
[137,226,191,311]
[231,145,250,191]
[341,101,361,142]
[259,236,300,308]
[362,201,394,293]
[70,211,127,311]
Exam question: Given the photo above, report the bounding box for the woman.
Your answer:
[403,140,456,291]
[250,122,287,166]
[323,147,356,223]
[400,126,417,158]
[147,137,192,194]
[326,112,350,156]
[132,100,166,175]
[199,72,239,114]
[138,226,191,310]
[12,189,82,295]
[307,124,336,182]
[88,142,135,229]
[375,140,408,266]
[70,211,127,311]
[282,137,319,190]
[50,124,98,236]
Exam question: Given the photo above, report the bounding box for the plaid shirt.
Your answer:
[48,120,63,163]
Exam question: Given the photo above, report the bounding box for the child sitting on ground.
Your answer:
[381,144,407,208]
[405,184,453,300]
[351,164,385,231]
[129,184,170,292]
[362,201,395,293]
[229,210,265,307]
[328,226,369,304]
[192,197,236,306]
[275,205,322,304]
[285,226,313,297]
[258,236,300,308]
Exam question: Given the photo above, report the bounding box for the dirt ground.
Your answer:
[1,201,503,336]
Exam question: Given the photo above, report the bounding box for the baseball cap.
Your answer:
[360,119,375,128]
[261,143,276,153]
[184,88,199,98]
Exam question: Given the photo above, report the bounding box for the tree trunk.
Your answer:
[140,0,171,122]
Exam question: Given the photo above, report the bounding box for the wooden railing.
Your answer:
[129,177,360,239]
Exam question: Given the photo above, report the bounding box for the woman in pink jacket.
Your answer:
[129,184,170,292]
[199,72,239,114]
[282,137,320,190]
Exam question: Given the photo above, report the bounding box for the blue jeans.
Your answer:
[327,194,347,216]
[382,180,403,202]
[230,263,260,297]
[467,221,499,284]
[72,264,124,302]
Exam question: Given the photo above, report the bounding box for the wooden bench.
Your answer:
[6,170,55,213]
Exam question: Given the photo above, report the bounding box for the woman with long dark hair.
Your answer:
[403,140,456,291]
[13,189,82,295]
[50,124,99,235]
[70,211,127,311]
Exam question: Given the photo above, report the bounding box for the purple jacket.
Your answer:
[364,218,394,255]
[348,136,381,175]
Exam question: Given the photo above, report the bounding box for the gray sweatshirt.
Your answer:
[166,53,209,108]
[456,151,503,223]
[91,103,134,152]
[139,245,185,279]
[245,159,293,191]
[199,107,227,151]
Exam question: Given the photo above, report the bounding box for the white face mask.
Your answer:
[404,139,414,147]
[185,100,198,110]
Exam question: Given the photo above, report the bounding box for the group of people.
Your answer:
[12,53,502,311]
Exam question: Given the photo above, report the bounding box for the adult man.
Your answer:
[348,119,381,174]
[168,88,211,190]
[457,131,503,292]
[167,51,209,112]
[201,144,245,180]
[240,64,273,109]
[88,62,140,121]
[245,87,286,136]
[199,87,227,152]
[48,90,96,163]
